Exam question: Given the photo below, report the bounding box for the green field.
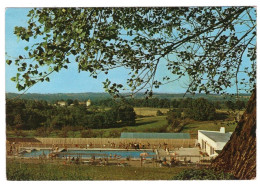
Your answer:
[6,159,189,180]
[134,107,169,116]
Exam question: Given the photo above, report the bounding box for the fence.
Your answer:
[7,138,197,150]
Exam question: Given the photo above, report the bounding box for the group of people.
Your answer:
[158,157,177,167]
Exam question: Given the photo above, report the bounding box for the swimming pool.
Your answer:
[21,149,52,157]
[59,150,156,159]
[21,149,156,159]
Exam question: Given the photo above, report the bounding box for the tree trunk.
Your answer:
[211,89,256,179]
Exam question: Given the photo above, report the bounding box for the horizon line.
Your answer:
[5,91,250,95]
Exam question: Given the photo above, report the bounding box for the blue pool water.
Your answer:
[59,150,156,158]
[22,149,52,157]
[22,149,155,159]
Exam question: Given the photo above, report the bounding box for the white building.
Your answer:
[198,127,232,156]
[57,101,66,106]
[86,99,91,107]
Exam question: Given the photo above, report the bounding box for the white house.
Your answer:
[198,127,232,156]
[57,101,66,106]
[86,99,91,107]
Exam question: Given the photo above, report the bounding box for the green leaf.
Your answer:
[6,60,12,65]
[45,77,50,82]
[11,77,16,81]
[24,46,29,51]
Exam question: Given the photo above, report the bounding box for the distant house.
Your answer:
[198,127,232,156]
[86,99,91,107]
[57,101,66,106]
[79,101,86,105]
[120,132,191,139]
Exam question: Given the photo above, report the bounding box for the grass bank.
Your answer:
[6,159,188,180]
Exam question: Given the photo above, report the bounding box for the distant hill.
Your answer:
[6,92,250,102]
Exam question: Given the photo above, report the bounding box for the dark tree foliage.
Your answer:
[185,98,216,121]
[111,103,136,126]
[66,99,73,106]
[6,99,136,130]
[166,109,182,130]
[172,169,236,180]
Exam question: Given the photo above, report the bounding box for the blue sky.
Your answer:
[5,8,253,94]
[5,8,190,94]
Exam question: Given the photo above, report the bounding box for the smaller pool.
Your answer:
[21,149,51,157]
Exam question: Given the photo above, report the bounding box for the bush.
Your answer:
[156,110,164,116]
[80,129,97,138]
[172,168,236,180]
[14,129,27,138]
[58,126,70,138]
[35,127,52,137]
[109,130,121,138]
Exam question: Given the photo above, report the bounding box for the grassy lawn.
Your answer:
[88,115,168,137]
[134,107,169,116]
[6,159,189,180]
[181,120,237,138]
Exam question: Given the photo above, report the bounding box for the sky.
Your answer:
[4,7,254,94]
[5,8,191,94]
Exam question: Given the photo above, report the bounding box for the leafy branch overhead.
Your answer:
[6,7,256,96]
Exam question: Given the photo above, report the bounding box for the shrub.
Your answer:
[172,168,236,180]
[156,110,164,116]
[109,130,121,138]
[80,129,96,138]
[14,129,27,138]
[58,126,70,138]
[35,127,52,137]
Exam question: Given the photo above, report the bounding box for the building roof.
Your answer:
[199,131,232,143]
[120,132,190,139]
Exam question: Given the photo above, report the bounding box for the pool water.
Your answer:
[21,149,156,159]
[22,149,52,157]
[59,150,156,159]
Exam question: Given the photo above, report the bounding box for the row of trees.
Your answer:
[6,99,136,131]
[94,97,246,110]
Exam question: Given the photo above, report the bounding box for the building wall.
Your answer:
[216,142,227,150]
[198,130,229,155]
[198,131,217,155]
[57,101,66,106]
[86,100,91,107]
